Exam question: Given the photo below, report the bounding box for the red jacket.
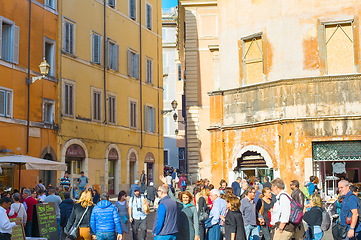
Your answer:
[24,197,38,222]
[178,176,187,189]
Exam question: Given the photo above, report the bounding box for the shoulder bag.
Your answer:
[67,206,89,240]
[198,197,209,222]
[332,195,351,240]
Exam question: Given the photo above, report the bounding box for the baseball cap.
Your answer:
[133,185,141,192]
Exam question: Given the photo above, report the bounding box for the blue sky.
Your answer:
[162,0,178,8]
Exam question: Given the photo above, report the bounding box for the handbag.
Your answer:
[198,197,209,222]
[67,206,89,239]
[332,197,351,240]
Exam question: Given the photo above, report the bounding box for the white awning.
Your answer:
[0,155,67,171]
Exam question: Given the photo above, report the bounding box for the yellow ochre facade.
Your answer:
[58,0,163,194]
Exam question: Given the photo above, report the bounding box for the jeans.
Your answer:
[0,233,11,240]
[305,231,323,240]
[141,183,146,193]
[131,218,147,240]
[244,225,260,240]
[57,218,61,237]
[79,187,85,192]
[206,224,221,240]
[154,234,177,240]
[25,221,32,237]
[97,231,117,240]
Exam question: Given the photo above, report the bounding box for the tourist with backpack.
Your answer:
[179,172,187,192]
[303,194,329,240]
[271,178,303,240]
[302,176,319,200]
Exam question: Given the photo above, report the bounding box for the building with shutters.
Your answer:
[0,0,59,189]
[208,0,361,194]
[58,0,163,193]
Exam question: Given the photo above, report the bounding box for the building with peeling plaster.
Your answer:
[208,0,361,195]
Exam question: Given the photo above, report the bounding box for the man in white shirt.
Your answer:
[0,197,21,240]
[271,178,294,240]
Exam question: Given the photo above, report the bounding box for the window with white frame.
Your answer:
[146,3,152,30]
[144,105,156,132]
[130,101,137,128]
[129,0,136,20]
[108,94,116,124]
[128,49,139,79]
[0,18,20,64]
[43,99,55,124]
[92,90,101,122]
[92,33,101,64]
[63,82,74,116]
[45,0,57,9]
[107,39,119,71]
[0,88,12,117]
[108,0,115,8]
[146,57,153,84]
[44,38,55,76]
[63,19,75,55]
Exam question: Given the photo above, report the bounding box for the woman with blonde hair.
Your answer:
[303,194,323,240]
[196,187,210,240]
[65,190,95,240]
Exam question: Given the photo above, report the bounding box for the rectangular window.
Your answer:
[242,35,263,84]
[108,0,115,8]
[325,23,354,75]
[107,40,119,71]
[92,33,101,64]
[146,3,152,30]
[44,39,55,76]
[146,57,153,84]
[0,19,20,64]
[128,49,139,79]
[108,94,116,124]
[0,89,12,117]
[164,150,169,165]
[45,0,57,9]
[178,64,182,81]
[129,0,136,20]
[179,148,185,161]
[144,105,156,132]
[93,90,101,121]
[63,20,75,55]
[64,82,74,116]
[130,101,137,128]
[43,99,55,124]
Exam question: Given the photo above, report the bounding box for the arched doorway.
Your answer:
[145,152,155,185]
[39,146,57,188]
[65,144,86,189]
[108,148,118,195]
[127,148,138,185]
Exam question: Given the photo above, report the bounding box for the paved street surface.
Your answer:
[124,207,156,240]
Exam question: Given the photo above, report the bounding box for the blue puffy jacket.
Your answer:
[90,200,122,235]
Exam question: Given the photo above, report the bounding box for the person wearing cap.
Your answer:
[129,180,140,198]
[78,171,88,192]
[128,185,149,240]
[146,182,157,206]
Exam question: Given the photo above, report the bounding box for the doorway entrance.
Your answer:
[108,148,118,195]
[145,152,155,185]
[65,144,85,191]
[129,152,137,185]
[40,153,56,188]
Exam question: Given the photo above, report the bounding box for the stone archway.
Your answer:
[39,145,57,187]
[105,144,121,195]
[127,148,138,185]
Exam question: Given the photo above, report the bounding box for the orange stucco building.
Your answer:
[0,0,58,189]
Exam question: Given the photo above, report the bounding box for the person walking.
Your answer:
[78,171,88,192]
[337,180,361,239]
[178,173,187,192]
[8,193,27,225]
[90,192,122,240]
[290,180,305,208]
[60,192,74,234]
[115,191,130,240]
[60,172,71,191]
[0,197,22,240]
[195,187,210,240]
[240,186,264,240]
[128,185,149,240]
[206,189,227,240]
[256,187,274,240]
[129,180,140,198]
[302,194,323,240]
[64,190,94,240]
[271,178,295,240]
[231,177,242,197]
[172,169,178,190]
[152,184,178,240]
[35,180,46,193]
[255,177,263,191]
[219,196,246,240]
[146,182,157,206]
[263,177,271,189]
[140,170,146,194]
[22,189,38,237]
[44,188,63,237]
[160,175,200,240]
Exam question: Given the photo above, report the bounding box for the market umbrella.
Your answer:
[0,155,67,189]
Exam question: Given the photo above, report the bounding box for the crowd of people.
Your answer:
[0,171,360,240]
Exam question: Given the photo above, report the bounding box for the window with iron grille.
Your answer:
[108,94,116,124]
[64,82,74,116]
[129,0,136,20]
[63,20,75,55]
[0,89,12,118]
[128,49,139,79]
[107,40,119,71]
[312,141,361,162]
[93,91,101,121]
[146,3,152,30]
[92,33,101,64]
[108,0,115,8]
[146,57,153,84]
[130,101,137,128]
[0,18,20,64]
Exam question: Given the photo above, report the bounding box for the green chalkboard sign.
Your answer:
[32,202,59,240]
[10,217,25,240]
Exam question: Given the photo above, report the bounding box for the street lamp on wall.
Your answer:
[26,59,51,85]
[161,99,178,115]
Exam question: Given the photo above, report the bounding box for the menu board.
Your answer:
[10,217,25,240]
[32,202,58,240]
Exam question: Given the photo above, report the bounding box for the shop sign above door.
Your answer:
[66,144,85,158]
[108,149,118,160]
[332,162,346,174]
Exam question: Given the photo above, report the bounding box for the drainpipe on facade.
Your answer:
[157,0,160,178]
[139,0,143,149]
[26,0,32,154]
[103,0,107,124]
